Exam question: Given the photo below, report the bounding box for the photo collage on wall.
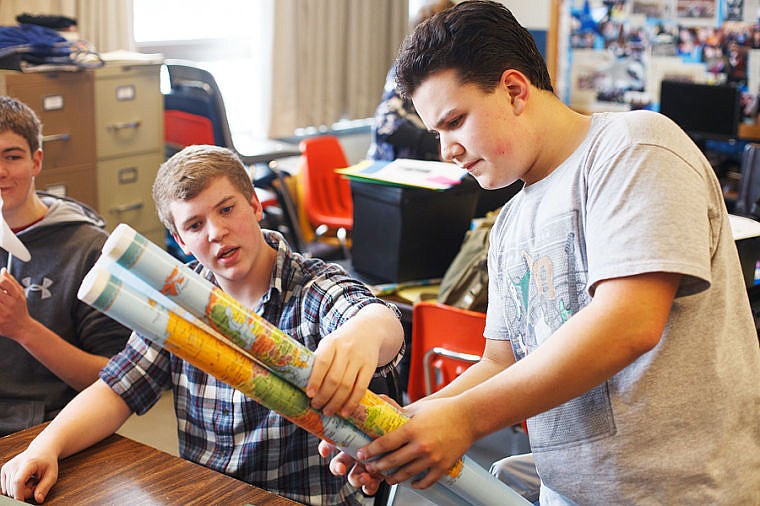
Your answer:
[568,0,760,119]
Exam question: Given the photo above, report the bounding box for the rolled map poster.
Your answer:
[101,224,408,439]
[96,225,531,506]
[78,266,469,506]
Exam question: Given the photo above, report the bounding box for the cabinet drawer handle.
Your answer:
[42,133,71,143]
[110,201,144,213]
[106,120,142,131]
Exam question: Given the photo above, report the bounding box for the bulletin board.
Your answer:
[564,0,760,117]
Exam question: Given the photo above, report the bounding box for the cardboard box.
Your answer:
[350,177,479,283]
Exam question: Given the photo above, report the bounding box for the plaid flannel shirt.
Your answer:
[101,230,402,505]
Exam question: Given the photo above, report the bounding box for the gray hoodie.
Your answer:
[0,193,130,435]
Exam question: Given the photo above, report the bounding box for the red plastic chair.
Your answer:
[407,301,487,402]
[163,110,277,210]
[164,109,216,148]
[407,300,529,440]
[298,135,353,233]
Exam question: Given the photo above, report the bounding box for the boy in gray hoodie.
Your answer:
[0,96,130,435]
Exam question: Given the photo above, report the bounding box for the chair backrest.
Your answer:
[164,109,216,148]
[407,301,487,403]
[736,143,760,219]
[298,135,353,230]
[163,60,235,149]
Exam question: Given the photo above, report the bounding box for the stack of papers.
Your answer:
[337,158,468,190]
[729,214,760,240]
[100,50,164,64]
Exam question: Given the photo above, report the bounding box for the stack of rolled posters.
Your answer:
[77,223,530,506]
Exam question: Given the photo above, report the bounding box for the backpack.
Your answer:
[437,208,500,313]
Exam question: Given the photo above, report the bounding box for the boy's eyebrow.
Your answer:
[178,194,237,229]
[1,145,27,154]
[214,194,237,208]
[432,108,457,130]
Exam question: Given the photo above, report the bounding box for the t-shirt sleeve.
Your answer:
[584,144,714,296]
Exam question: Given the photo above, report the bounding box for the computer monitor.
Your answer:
[658,80,742,143]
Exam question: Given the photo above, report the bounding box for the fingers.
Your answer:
[1,454,58,503]
[355,423,454,488]
[328,455,348,477]
[33,467,56,503]
[317,440,336,459]
[347,464,381,496]
[308,339,375,418]
[1,462,36,502]
[364,444,433,486]
[314,362,360,417]
[305,345,331,401]
[318,441,352,478]
[319,441,384,495]
[1,465,7,496]
[319,363,372,418]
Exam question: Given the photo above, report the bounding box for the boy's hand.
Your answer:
[307,331,379,417]
[356,396,476,489]
[0,448,59,503]
[318,440,383,496]
[0,268,32,341]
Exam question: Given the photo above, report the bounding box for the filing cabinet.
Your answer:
[94,63,164,245]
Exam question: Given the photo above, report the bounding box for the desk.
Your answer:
[0,423,298,506]
[739,123,760,141]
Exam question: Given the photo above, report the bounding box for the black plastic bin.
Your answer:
[350,176,480,283]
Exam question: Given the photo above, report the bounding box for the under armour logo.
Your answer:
[22,277,53,299]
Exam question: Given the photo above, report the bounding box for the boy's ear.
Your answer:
[31,149,43,177]
[249,190,264,221]
[500,69,530,114]
[171,230,193,256]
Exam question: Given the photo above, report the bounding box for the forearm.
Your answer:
[28,380,132,460]
[14,318,110,391]
[341,303,404,367]
[423,342,513,401]
[461,275,675,440]
[357,274,678,487]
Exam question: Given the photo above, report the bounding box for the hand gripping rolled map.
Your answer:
[77,224,529,506]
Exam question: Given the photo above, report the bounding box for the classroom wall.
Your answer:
[507,0,552,30]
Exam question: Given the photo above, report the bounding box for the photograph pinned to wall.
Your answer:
[724,0,744,21]
[631,0,672,19]
[724,0,760,22]
[675,0,718,25]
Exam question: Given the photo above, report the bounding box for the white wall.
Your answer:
[503,0,551,29]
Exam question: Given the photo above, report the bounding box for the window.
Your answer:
[133,0,273,140]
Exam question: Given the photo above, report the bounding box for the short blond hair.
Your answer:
[152,145,254,235]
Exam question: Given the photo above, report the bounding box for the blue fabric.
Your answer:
[0,24,68,60]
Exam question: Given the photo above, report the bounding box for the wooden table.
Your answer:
[0,423,299,505]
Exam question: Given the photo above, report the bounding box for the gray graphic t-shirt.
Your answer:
[484,111,760,505]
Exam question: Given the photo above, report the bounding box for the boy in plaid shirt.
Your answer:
[1,145,404,505]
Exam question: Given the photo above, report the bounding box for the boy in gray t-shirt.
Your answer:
[321,1,760,504]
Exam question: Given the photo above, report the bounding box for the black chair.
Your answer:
[162,60,310,252]
[735,143,760,220]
